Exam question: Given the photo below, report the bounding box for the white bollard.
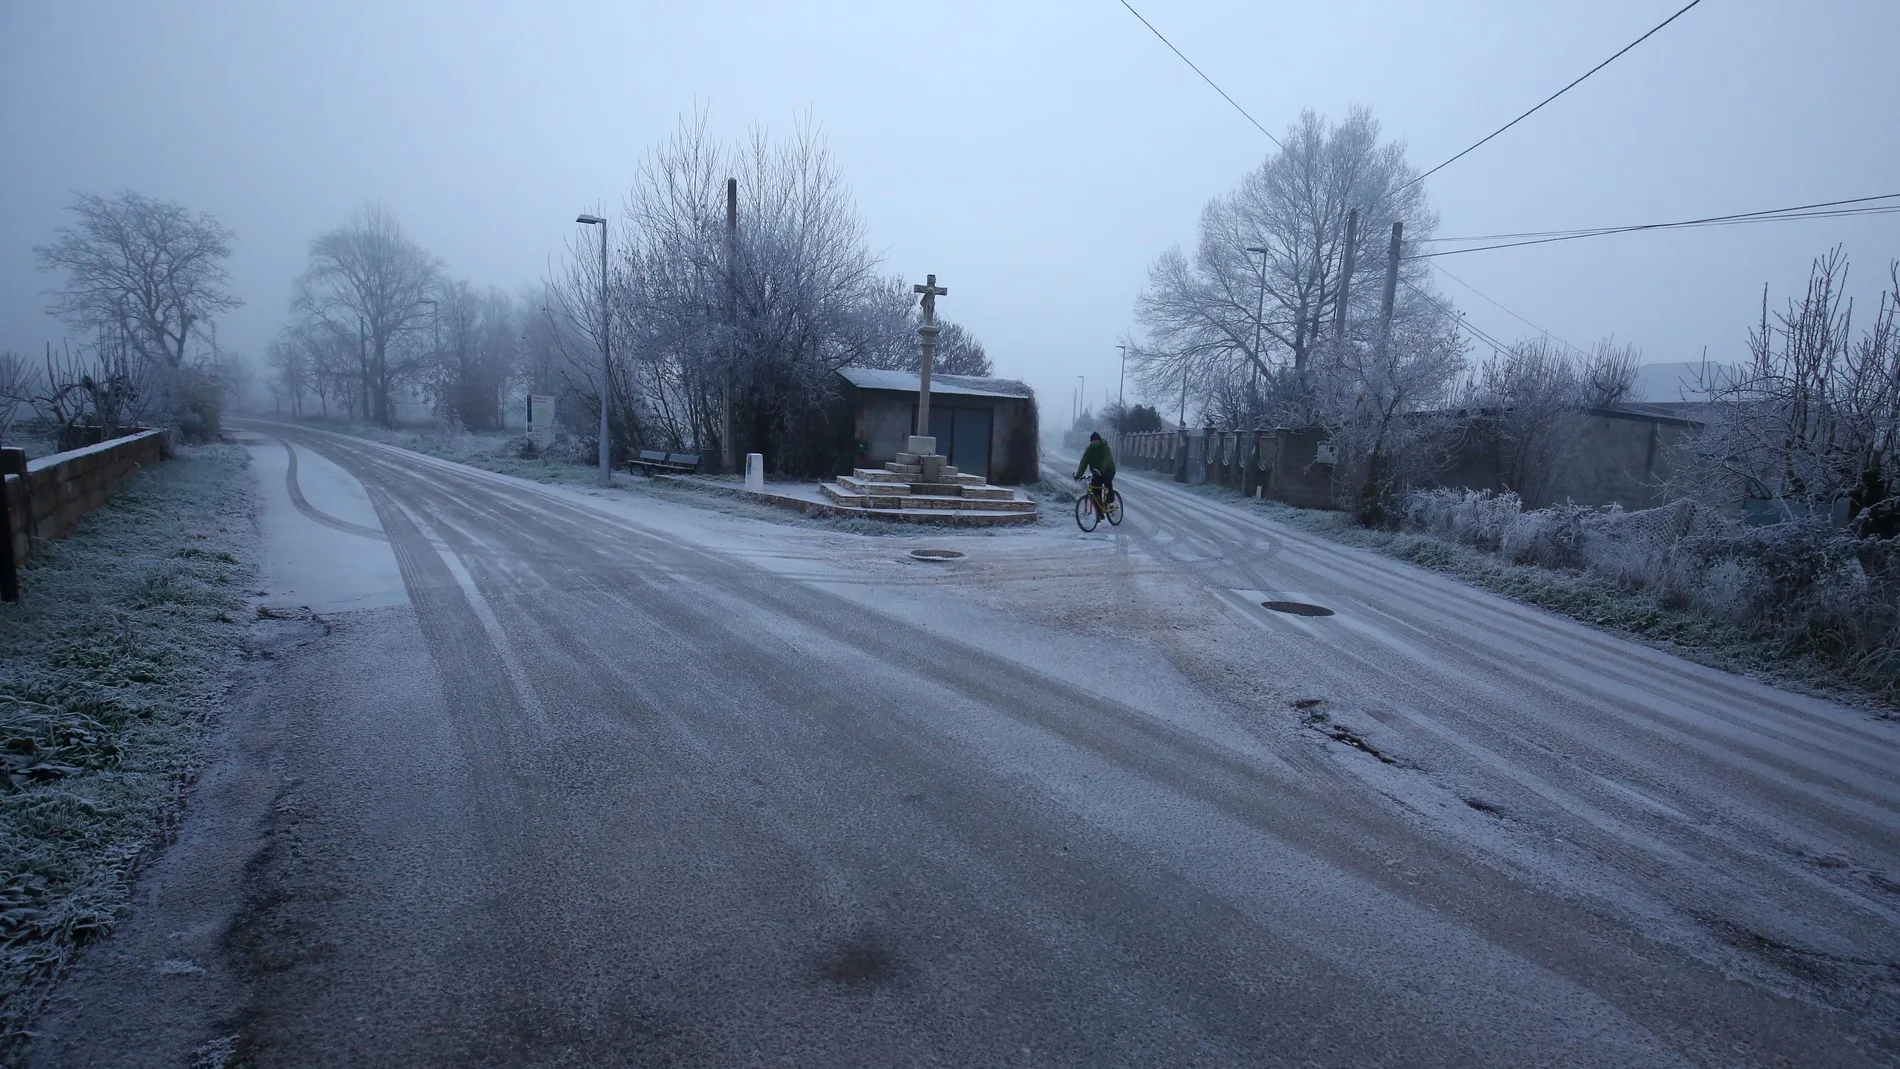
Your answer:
[745,452,765,493]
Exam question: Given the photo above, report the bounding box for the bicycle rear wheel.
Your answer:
[1105,490,1124,526]
[1074,493,1100,532]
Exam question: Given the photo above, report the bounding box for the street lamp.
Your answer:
[1116,344,1127,424]
[1245,245,1270,428]
[576,213,610,485]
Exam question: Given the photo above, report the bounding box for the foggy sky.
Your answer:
[3,0,1895,414]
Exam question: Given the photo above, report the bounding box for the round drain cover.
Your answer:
[1262,601,1334,617]
[909,548,965,561]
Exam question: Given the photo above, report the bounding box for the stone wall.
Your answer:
[4,430,170,576]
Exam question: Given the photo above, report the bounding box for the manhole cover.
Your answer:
[1262,601,1335,617]
[909,548,965,562]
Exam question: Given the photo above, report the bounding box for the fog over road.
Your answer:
[35,424,1900,1068]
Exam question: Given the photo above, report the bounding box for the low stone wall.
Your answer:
[4,430,170,573]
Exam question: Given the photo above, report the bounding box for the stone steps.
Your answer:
[819,483,1032,514]
[816,485,1037,526]
[837,473,909,496]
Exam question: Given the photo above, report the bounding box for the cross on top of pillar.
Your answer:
[913,274,947,325]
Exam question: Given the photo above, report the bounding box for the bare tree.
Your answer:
[294,204,439,427]
[265,335,312,416]
[1312,291,1467,524]
[0,352,29,444]
[549,111,904,470]
[34,191,241,375]
[431,280,518,431]
[1129,108,1439,424]
[1685,248,1900,534]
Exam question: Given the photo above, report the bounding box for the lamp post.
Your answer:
[1245,246,1269,429]
[576,213,610,485]
[1116,344,1127,422]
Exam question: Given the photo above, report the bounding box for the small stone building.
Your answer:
[835,368,1039,485]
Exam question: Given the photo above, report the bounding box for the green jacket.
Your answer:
[1075,440,1115,478]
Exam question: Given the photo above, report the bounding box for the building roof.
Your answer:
[837,366,1033,400]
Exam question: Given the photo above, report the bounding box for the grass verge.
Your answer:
[0,444,256,1057]
[1128,470,1890,711]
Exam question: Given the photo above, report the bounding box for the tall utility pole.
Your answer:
[1378,220,1403,358]
[576,213,611,484]
[723,178,738,473]
[1245,245,1269,427]
[1333,209,1358,342]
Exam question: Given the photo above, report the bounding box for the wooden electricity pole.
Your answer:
[1378,220,1403,356]
[1333,209,1358,342]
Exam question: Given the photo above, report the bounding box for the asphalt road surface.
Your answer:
[34,425,1900,1068]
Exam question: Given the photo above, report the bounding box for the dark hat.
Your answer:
[1088,431,1102,441]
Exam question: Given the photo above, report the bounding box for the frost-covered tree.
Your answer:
[34,191,241,373]
[1313,290,1467,525]
[549,111,916,472]
[1128,108,1440,425]
[1684,248,1900,535]
[294,204,440,427]
[1461,337,1641,509]
[430,281,518,431]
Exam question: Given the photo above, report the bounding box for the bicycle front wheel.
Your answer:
[1074,493,1100,532]
[1105,490,1124,526]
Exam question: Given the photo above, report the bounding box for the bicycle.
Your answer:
[1074,477,1123,532]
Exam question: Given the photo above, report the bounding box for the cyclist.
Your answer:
[1074,431,1116,507]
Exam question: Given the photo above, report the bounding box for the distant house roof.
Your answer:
[837,367,1033,400]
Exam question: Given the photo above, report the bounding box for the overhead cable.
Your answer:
[1116,0,1283,149]
[1392,0,1707,198]
[1407,194,1900,260]
[1426,261,1588,357]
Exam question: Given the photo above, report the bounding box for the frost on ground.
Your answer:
[0,444,254,1057]
[1135,472,1898,710]
[279,416,1067,535]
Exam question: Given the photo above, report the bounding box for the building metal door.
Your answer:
[914,405,994,479]
[951,407,992,478]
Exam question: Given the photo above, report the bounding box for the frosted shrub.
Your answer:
[1689,558,1761,621]
[1400,490,1900,696]
[1403,488,1523,551]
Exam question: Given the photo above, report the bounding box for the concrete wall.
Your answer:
[1117,427,1337,509]
[4,429,169,572]
[1436,408,1700,509]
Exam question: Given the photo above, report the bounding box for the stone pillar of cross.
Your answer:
[913,274,948,440]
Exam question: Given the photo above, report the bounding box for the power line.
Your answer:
[1426,261,1588,356]
[1402,276,1516,356]
[1407,193,1900,260]
[1116,0,1283,149]
[1422,193,1900,244]
[1391,0,1707,199]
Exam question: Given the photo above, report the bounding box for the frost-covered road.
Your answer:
[36,426,1900,1068]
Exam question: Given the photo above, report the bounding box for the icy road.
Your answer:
[35,423,1900,1067]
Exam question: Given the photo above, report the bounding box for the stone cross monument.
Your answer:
[913,274,948,437]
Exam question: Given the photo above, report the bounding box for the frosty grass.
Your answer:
[0,444,254,1053]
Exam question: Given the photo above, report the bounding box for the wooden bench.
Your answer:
[630,449,700,476]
